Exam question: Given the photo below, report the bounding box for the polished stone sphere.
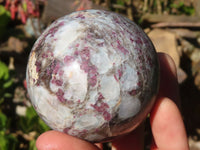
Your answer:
[26,9,159,142]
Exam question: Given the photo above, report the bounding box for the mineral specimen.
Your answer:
[26,9,159,142]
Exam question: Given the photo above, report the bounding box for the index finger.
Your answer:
[150,53,189,150]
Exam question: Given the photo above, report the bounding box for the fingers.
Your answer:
[156,53,180,106]
[150,53,189,150]
[36,130,101,150]
[150,97,189,150]
[111,123,145,150]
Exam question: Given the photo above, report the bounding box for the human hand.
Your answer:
[36,53,189,150]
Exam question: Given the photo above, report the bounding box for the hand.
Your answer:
[36,53,189,150]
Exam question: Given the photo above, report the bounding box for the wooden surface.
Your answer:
[194,0,200,16]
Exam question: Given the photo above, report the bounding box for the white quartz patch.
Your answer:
[108,49,123,67]
[90,47,112,74]
[118,95,141,119]
[62,61,88,103]
[120,63,138,91]
[85,90,98,109]
[74,114,104,131]
[53,21,84,59]
[100,75,120,108]
[30,86,73,129]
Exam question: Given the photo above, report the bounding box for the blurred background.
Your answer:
[0,0,199,149]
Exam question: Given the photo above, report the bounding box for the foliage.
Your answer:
[116,0,127,6]
[18,106,50,150]
[18,106,50,134]
[0,61,17,150]
[0,61,13,103]
[0,1,49,149]
[29,139,37,150]
[0,105,50,150]
[0,5,11,39]
[0,5,10,27]
[0,112,18,150]
[0,59,49,149]
[3,0,46,24]
[101,0,195,19]
[170,2,195,15]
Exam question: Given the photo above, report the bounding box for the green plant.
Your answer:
[18,106,50,134]
[16,106,50,149]
[0,61,17,150]
[0,61,13,104]
[170,2,195,15]
[0,112,18,150]
[116,0,125,6]
[29,139,37,150]
[4,0,45,24]
[0,5,11,39]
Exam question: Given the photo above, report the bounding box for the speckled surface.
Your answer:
[26,9,159,142]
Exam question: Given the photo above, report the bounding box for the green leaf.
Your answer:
[0,132,8,150]
[0,131,17,150]
[3,80,13,89]
[117,0,125,6]
[0,61,13,101]
[22,1,27,12]
[18,106,39,133]
[0,97,4,104]
[170,3,178,9]
[38,118,50,132]
[4,93,12,98]
[26,106,37,120]
[178,2,184,7]
[0,61,9,80]
[29,139,37,150]
[0,112,7,130]
[18,117,28,132]
[0,5,10,16]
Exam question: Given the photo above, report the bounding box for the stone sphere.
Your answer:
[26,10,159,142]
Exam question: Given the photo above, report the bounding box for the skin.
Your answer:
[36,53,189,150]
